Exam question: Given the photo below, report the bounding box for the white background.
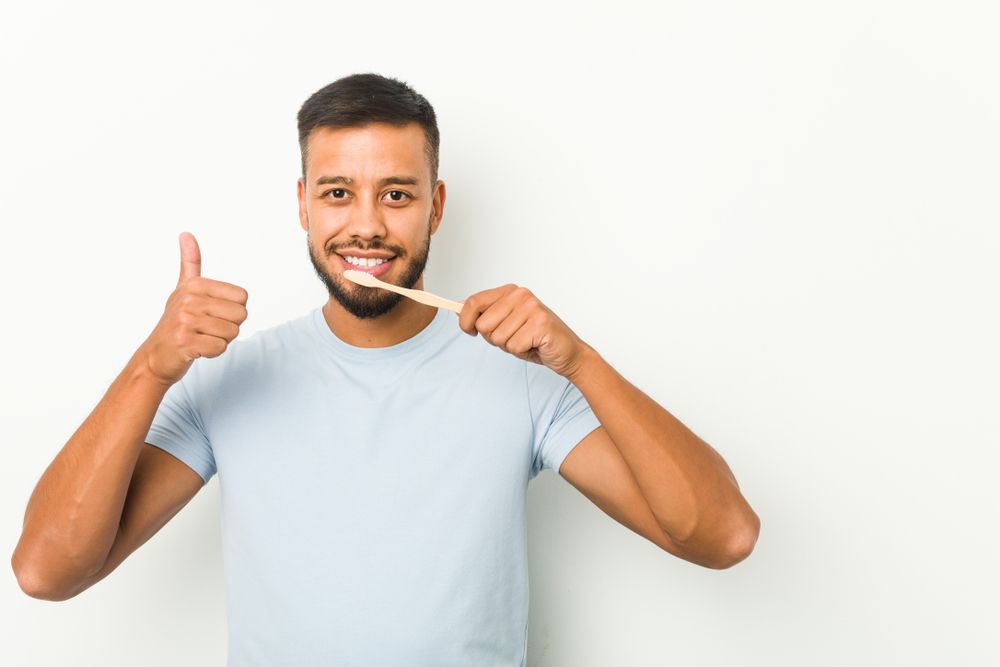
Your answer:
[2,1,998,665]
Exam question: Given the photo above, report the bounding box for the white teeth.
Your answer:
[344,256,387,267]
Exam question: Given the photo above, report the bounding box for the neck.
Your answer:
[321,287,438,348]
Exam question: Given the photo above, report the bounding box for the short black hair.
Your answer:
[296,73,440,186]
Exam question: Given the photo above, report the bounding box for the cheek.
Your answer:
[306,210,352,241]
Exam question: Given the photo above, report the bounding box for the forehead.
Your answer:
[305,122,428,183]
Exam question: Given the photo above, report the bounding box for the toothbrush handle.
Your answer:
[397,285,465,313]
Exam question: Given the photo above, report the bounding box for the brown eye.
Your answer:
[384,190,410,203]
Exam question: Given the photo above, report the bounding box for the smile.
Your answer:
[337,254,395,278]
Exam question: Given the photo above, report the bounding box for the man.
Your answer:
[12,73,759,665]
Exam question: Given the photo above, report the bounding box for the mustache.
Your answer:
[317,209,434,258]
[330,244,401,256]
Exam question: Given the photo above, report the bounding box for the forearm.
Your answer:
[11,344,171,597]
[567,344,759,559]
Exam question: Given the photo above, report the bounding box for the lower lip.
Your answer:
[337,255,396,278]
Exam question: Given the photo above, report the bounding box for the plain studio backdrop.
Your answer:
[2,1,997,665]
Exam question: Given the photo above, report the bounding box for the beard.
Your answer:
[306,212,433,320]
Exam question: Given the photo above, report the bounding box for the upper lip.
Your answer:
[336,250,395,259]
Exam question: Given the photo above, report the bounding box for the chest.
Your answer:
[204,358,533,527]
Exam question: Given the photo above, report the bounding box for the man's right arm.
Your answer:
[10,231,247,601]
[11,350,185,600]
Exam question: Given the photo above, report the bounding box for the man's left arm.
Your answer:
[564,342,760,564]
[459,283,760,567]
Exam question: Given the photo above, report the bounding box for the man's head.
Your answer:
[296,73,445,319]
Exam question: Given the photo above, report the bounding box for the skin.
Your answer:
[297,123,444,348]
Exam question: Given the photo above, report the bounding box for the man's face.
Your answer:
[297,122,444,319]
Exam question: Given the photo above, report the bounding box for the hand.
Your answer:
[139,232,249,387]
[458,283,590,379]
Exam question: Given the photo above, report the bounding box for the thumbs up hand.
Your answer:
[139,232,249,387]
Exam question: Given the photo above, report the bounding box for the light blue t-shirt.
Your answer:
[145,305,601,666]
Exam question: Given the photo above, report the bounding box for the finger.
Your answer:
[474,290,526,341]
[186,277,249,306]
[487,304,531,348]
[177,232,201,286]
[506,318,542,359]
[188,333,229,359]
[192,315,240,341]
[199,295,249,325]
[459,284,519,335]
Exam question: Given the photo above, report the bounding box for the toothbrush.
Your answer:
[342,269,465,314]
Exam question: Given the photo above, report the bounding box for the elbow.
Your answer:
[12,550,81,602]
[13,564,54,601]
[14,568,78,602]
[670,501,761,570]
[15,576,59,602]
[710,508,761,570]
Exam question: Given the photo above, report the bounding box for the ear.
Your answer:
[297,177,309,232]
[430,179,446,235]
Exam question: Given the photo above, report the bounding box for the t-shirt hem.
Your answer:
[549,411,602,478]
[145,434,216,484]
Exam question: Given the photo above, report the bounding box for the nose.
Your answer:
[344,196,388,244]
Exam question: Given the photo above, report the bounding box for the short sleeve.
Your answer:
[145,367,217,485]
[526,361,601,480]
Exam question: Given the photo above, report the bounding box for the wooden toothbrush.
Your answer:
[342,269,465,314]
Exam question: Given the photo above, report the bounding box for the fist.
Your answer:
[140,232,249,386]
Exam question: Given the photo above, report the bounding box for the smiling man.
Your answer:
[301,120,441,337]
[11,73,759,666]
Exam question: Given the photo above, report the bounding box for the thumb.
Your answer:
[177,232,201,285]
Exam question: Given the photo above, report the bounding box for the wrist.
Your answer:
[564,342,600,386]
[128,344,174,391]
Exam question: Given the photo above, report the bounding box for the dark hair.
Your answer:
[296,73,440,186]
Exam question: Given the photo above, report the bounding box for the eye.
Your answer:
[384,190,412,203]
[322,188,348,199]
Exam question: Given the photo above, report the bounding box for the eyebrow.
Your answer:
[315,175,420,188]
